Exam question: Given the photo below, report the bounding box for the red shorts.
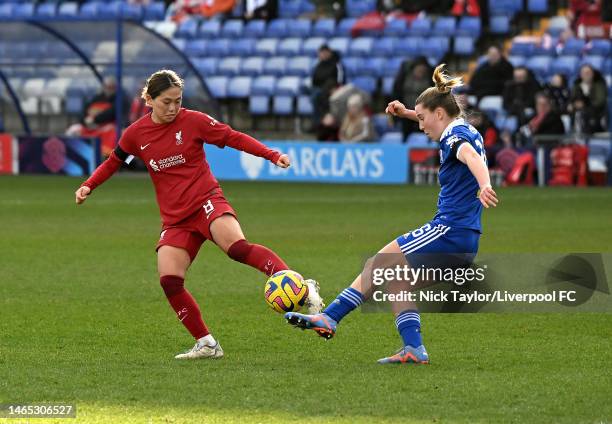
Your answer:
[155,190,237,261]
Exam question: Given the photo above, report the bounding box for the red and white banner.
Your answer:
[0,133,17,175]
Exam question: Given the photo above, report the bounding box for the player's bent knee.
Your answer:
[160,275,184,297]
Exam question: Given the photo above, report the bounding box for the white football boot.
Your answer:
[174,339,224,360]
[303,279,325,314]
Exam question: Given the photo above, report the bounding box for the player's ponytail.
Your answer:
[415,64,463,118]
[141,69,184,100]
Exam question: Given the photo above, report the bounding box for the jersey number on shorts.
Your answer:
[203,199,215,218]
[407,223,432,238]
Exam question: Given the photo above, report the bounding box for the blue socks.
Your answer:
[323,287,364,322]
[396,310,422,348]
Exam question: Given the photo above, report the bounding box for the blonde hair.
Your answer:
[415,64,463,117]
[141,69,184,100]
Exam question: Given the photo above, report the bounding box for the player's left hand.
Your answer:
[479,185,498,208]
[276,154,290,168]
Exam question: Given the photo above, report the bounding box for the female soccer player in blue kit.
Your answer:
[285,64,498,364]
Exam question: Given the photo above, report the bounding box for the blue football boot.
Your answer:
[284,312,337,340]
[377,345,430,364]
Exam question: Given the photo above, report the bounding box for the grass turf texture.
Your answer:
[0,175,611,424]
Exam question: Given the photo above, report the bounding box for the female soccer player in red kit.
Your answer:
[75,70,322,360]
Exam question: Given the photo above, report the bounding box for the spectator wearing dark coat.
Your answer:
[470,45,514,100]
[570,64,608,132]
[391,56,433,138]
[502,66,541,124]
[520,91,565,145]
[544,73,570,114]
[310,44,345,129]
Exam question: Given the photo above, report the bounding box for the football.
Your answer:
[264,270,309,313]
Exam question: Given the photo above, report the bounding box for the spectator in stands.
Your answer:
[544,73,570,114]
[391,56,433,139]
[377,0,453,14]
[339,94,376,143]
[569,64,608,132]
[245,0,277,20]
[317,84,370,141]
[518,91,565,146]
[502,67,541,124]
[311,44,345,132]
[469,45,514,100]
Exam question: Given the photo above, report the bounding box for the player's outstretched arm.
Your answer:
[457,143,498,208]
[75,151,123,205]
[223,129,289,168]
[385,100,418,122]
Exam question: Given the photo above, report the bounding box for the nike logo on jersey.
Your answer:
[140,143,151,150]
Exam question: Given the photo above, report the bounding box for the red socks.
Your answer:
[227,239,289,276]
[160,275,209,340]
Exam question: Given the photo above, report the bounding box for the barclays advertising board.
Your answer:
[205,142,409,184]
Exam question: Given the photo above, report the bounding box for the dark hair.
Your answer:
[141,69,184,100]
[415,64,463,118]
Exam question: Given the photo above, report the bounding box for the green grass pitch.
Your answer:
[0,175,611,423]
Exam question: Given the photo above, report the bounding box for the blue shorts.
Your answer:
[395,220,480,269]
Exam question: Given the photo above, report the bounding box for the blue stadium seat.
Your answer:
[586,39,611,56]
[395,37,421,57]
[185,40,207,57]
[457,16,481,36]
[510,41,535,57]
[300,0,315,14]
[229,38,256,56]
[478,96,503,120]
[328,37,350,56]
[221,19,244,38]
[489,0,521,14]
[406,133,431,146]
[252,75,277,96]
[287,56,312,77]
[380,132,403,144]
[0,3,15,19]
[490,15,511,34]
[278,0,301,18]
[143,2,165,20]
[551,55,579,78]
[120,3,143,20]
[373,114,395,135]
[425,36,450,60]
[192,57,218,76]
[206,39,231,57]
[244,20,267,38]
[343,57,365,77]
[206,76,228,98]
[227,76,252,98]
[533,43,556,56]
[382,57,405,77]
[345,0,376,17]
[526,55,552,79]
[373,37,397,57]
[58,2,79,18]
[547,16,569,37]
[434,16,457,36]
[273,95,294,115]
[384,19,409,37]
[249,95,270,115]
[349,37,374,57]
[560,38,586,56]
[264,57,288,76]
[287,19,312,37]
[297,95,313,115]
[507,55,526,67]
[275,76,301,96]
[382,76,395,95]
[336,18,357,36]
[302,37,326,56]
[36,3,57,18]
[241,57,265,76]
[78,2,99,19]
[218,57,242,77]
[527,0,547,13]
[454,36,475,56]
[278,38,303,56]
[312,18,336,37]
[361,57,386,77]
[581,55,605,71]
[350,76,377,93]
[267,19,290,38]
[199,20,222,39]
[410,18,432,36]
[255,38,279,56]
[175,18,199,39]
[13,2,34,18]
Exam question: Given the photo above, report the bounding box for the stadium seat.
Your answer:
[278,38,303,56]
[527,0,547,13]
[65,95,84,115]
[206,76,228,98]
[510,41,536,57]
[382,76,394,95]
[152,21,177,38]
[229,38,256,56]
[119,3,143,20]
[478,96,503,119]
[22,78,46,98]
[433,16,457,36]
[58,2,79,18]
[312,18,336,37]
[241,57,265,76]
[297,95,313,115]
[11,2,34,18]
[336,18,357,36]
[302,37,327,56]
[361,57,386,77]
[287,56,312,77]
[278,0,301,18]
[457,16,481,36]
[206,39,231,57]
[217,57,242,77]
[345,0,376,17]
[350,76,377,94]
[454,36,475,56]
[327,37,350,56]
[255,38,279,56]
[380,132,403,144]
[244,20,267,38]
[373,37,397,57]
[185,40,207,57]
[275,76,301,96]
[372,114,394,135]
[143,2,166,20]
[199,20,222,39]
[36,2,57,18]
[395,37,421,57]
[507,55,526,67]
[249,95,270,115]
[547,16,569,37]
[273,95,294,115]
[263,57,288,76]
[175,18,199,39]
[382,57,405,77]
[78,2,99,19]
[406,133,431,146]
[349,37,374,57]
[586,39,611,56]
[343,57,364,77]
[533,43,556,56]
[192,57,218,75]
[267,19,290,38]
[551,56,579,78]
[489,15,511,34]
[287,19,312,37]
[221,19,245,38]
[227,76,252,98]
[410,18,431,36]
[425,36,450,60]
[45,78,71,97]
[560,38,586,56]
[581,55,605,71]
[489,0,522,14]
[251,75,277,96]
[526,55,552,79]
[384,19,409,37]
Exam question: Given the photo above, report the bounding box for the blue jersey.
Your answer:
[433,118,487,233]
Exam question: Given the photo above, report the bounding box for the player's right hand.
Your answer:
[75,186,91,205]
[385,100,407,117]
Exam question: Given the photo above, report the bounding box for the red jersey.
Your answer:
[82,108,281,226]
